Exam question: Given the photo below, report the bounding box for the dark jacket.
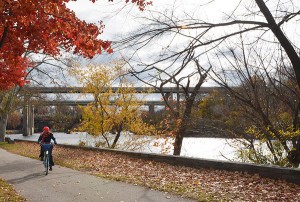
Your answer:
[38,132,57,144]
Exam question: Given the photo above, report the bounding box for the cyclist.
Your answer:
[38,126,57,171]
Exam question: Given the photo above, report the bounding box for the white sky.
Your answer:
[67,0,243,39]
[66,0,300,61]
[64,0,245,86]
[33,0,299,88]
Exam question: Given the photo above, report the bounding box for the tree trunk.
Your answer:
[111,132,120,149]
[0,113,8,142]
[287,148,300,168]
[288,103,300,167]
[255,0,300,89]
[173,72,207,155]
[0,87,17,142]
[173,123,187,155]
[111,125,122,149]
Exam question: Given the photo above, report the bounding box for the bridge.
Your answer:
[21,86,219,94]
[21,86,222,136]
[41,100,167,106]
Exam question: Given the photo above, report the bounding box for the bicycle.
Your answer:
[41,143,53,175]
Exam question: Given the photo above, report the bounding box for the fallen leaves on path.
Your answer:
[4,142,300,201]
[0,178,26,201]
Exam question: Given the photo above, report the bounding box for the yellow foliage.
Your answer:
[278,112,293,126]
[70,61,156,147]
[246,125,300,139]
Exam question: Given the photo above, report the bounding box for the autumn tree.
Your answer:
[0,0,151,142]
[116,0,300,158]
[207,37,300,167]
[0,0,151,90]
[128,49,211,155]
[0,0,113,90]
[71,62,155,149]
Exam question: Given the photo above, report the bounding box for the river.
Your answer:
[7,132,240,162]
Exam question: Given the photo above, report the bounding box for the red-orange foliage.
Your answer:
[0,56,30,90]
[0,0,150,90]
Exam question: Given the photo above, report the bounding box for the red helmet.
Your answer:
[43,126,50,132]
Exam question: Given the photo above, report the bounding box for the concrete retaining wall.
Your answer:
[14,139,300,185]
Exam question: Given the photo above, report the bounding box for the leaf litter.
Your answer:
[4,142,300,202]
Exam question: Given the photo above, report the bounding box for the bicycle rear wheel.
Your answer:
[44,151,49,175]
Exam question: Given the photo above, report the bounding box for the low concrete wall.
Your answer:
[15,139,300,185]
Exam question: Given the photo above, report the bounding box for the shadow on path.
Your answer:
[7,172,45,184]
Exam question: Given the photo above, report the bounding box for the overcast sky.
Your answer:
[66,0,300,63]
[65,0,248,84]
[67,0,244,39]
[33,0,300,87]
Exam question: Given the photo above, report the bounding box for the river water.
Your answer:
[7,132,240,162]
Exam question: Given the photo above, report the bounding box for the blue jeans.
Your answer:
[41,144,54,166]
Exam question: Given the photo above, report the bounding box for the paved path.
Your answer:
[0,149,194,202]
